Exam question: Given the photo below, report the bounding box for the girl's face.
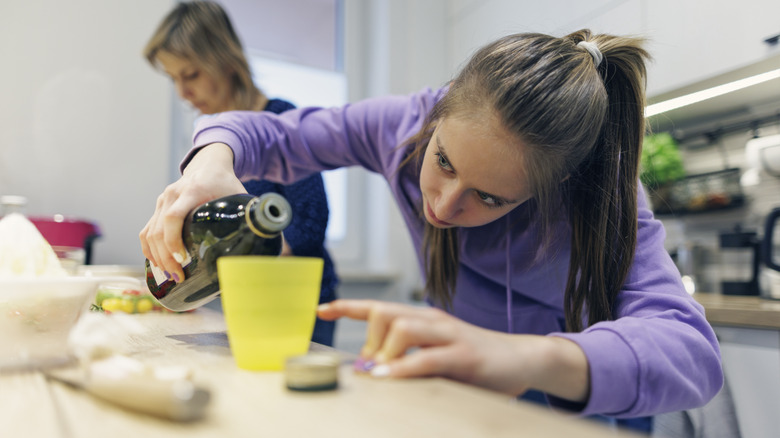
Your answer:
[419,113,532,229]
[155,50,234,114]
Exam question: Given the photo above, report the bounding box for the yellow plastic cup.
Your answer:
[217,256,324,371]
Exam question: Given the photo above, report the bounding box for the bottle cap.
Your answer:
[285,352,340,391]
[247,193,292,237]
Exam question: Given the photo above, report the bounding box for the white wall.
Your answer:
[0,0,174,266]
[445,0,640,75]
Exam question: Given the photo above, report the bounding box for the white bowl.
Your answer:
[0,276,106,371]
[78,264,146,281]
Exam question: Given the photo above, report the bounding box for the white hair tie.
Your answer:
[577,41,603,67]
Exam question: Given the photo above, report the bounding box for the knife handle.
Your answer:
[85,375,210,421]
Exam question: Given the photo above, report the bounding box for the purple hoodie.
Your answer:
[189,87,723,418]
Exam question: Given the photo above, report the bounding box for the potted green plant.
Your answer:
[640,132,685,213]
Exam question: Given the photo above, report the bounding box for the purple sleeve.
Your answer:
[184,88,442,183]
[551,186,723,417]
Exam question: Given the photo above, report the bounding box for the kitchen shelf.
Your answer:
[650,168,747,217]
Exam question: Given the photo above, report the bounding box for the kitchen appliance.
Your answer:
[746,134,780,177]
[741,134,780,188]
[760,207,780,299]
[718,226,760,295]
[671,242,711,294]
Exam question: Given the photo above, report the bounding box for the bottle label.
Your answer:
[149,262,169,286]
[148,251,193,286]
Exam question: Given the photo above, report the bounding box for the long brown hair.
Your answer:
[143,0,263,110]
[402,30,649,331]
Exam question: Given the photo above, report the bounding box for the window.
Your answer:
[248,55,349,243]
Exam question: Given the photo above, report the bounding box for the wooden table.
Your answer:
[2,308,641,437]
[694,293,780,330]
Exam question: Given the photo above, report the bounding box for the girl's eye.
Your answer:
[477,191,505,208]
[435,152,452,170]
[183,71,199,81]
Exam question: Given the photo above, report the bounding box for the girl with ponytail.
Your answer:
[141,30,723,420]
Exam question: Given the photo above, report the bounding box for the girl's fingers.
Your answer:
[316,299,379,321]
[363,304,407,358]
[317,300,443,358]
[160,193,196,281]
[139,219,155,267]
[317,299,426,321]
[316,300,393,357]
[378,346,458,379]
[374,309,454,362]
[140,189,175,273]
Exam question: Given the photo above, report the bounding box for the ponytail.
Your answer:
[563,31,648,331]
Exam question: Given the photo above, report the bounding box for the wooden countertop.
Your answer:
[694,293,780,330]
[2,309,643,437]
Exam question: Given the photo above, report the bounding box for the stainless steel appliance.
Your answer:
[718,227,760,296]
[760,207,780,299]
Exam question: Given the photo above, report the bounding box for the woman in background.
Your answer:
[143,0,338,346]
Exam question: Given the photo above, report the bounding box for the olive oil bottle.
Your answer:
[145,193,292,311]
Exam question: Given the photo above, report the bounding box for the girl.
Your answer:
[140,29,723,419]
[142,1,338,346]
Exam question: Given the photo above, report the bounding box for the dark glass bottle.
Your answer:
[145,193,292,311]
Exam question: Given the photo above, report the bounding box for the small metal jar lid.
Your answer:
[285,353,340,391]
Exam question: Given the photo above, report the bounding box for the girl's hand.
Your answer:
[317,299,590,402]
[139,143,247,282]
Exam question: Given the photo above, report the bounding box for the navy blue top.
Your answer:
[242,99,339,310]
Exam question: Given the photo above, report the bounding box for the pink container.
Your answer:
[28,216,101,264]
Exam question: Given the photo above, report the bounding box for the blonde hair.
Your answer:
[402,30,649,331]
[143,1,262,110]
